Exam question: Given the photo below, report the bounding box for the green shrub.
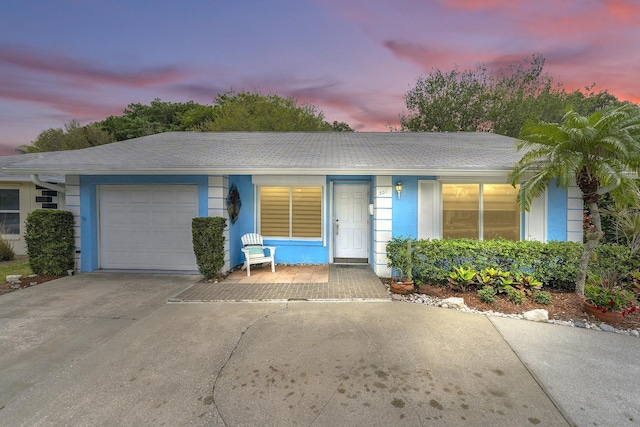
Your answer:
[533,290,552,305]
[192,217,227,280]
[0,228,15,261]
[387,237,640,292]
[506,288,526,305]
[24,210,75,275]
[477,286,497,303]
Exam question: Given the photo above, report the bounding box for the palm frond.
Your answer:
[512,104,640,213]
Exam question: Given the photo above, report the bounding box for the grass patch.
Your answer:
[0,255,33,279]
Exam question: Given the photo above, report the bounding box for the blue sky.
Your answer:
[1,0,639,154]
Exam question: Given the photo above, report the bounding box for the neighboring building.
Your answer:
[0,154,65,254]
[3,132,582,276]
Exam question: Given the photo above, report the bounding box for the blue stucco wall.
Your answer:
[230,175,374,266]
[227,175,334,267]
[227,175,254,268]
[392,176,436,238]
[79,175,208,272]
[78,173,570,272]
[547,181,567,241]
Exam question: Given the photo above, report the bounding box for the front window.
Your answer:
[260,186,322,238]
[0,189,20,234]
[442,183,519,240]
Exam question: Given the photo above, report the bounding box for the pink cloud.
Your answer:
[1,45,187,87]
[517,1,639,39]
[440,0,517,10]
[381,40,479,72]
[602,0,640,20]
[285,83,403,131]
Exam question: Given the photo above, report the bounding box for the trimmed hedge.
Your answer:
[192,217,227,280]
[387,237,640,291]
[24,210,75,275]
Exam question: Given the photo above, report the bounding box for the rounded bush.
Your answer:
[24,210,75,275]
[477,286,497,303]
[192,217,227,280]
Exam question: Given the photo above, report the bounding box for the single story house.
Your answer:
[0,154,65,254]
[3,132,583,276]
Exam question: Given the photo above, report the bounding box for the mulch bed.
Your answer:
[413,282,640,331]
[0,275,63,296]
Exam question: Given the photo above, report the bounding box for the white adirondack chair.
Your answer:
[240,233,277,276]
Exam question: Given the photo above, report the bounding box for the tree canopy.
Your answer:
[202,91,352,132]
[508,104,640,295]
[18,120,114,154]
[400,54,624,137]
[100,99,215,141]
[18,92,353,153]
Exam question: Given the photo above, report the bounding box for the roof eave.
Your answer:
[3,166,514,177]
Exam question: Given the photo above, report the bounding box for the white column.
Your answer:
[208,176,231,272]
[373,176,393,277]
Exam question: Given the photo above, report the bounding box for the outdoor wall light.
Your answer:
[395,182,403,199]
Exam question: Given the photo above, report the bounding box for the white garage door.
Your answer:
[99,185,199,271]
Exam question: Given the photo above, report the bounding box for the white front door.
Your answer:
[334,183,369,259]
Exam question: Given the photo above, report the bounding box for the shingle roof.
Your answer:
[0,153,63,182]
[3,132,524,176]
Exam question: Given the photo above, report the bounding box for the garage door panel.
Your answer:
[99,185,199,271]
[102,190,127,203]
[151,190,178,204]
[129,190,151,203]
[174,191,198,204]
[130,210,153,225]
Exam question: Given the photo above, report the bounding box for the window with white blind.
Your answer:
[260,186,322,238]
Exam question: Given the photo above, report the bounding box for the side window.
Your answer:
[441,183,520,241]
[482,184,520,241]
[0,189,20,234]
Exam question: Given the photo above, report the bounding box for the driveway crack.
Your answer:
[211,302,289,426]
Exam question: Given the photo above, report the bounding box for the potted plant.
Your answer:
[583,271,639,323]
[390,239,415,294]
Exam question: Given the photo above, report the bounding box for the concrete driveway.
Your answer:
[0,274,637,426]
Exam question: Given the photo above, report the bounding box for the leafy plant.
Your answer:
[448,266,476,292]
[506,288,526,305]
[584,271,638,315]
[628,271,640,295]
[533,290,552,305]
[477,267,511,292]
[514,273,543,295]
[477,286,497,303]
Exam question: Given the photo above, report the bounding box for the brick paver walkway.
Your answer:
[169,264,390,302]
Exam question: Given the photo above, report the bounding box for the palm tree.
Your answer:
[509,104,640,295]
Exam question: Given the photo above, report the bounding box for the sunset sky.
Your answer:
[1,0,639,155]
